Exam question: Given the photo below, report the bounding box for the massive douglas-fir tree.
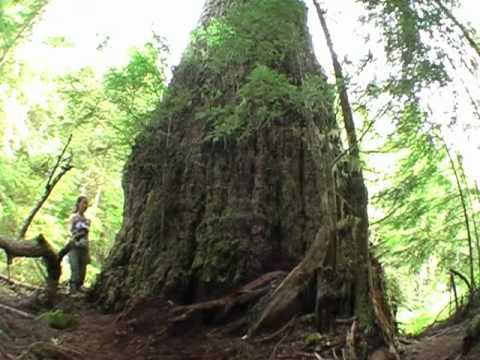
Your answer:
[93,0,377,332]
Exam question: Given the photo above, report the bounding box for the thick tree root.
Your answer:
[249,229,332,335]
[116,271,287,337]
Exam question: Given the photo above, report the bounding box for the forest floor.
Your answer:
[1,280,480,360]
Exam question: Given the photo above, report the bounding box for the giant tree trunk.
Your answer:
[93,0,374,331]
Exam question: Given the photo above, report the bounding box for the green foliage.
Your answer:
[43,36,73,48]
[37,309,79,330]
[373,108,459,273]
[239,64,299,119]
[368,101,480,332]
[169,0,334,144]
[354,0,480,331]
[0,1,52,248]
[174,0,312,144]
[0,0,49,72]
[58,38,168,155]
[200,65,300,142]
[301,75,335,113]
[359,0,450,95]
[187,0,305,72]
[103,41,168,138]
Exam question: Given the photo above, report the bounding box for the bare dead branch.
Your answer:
[17,135,73,240]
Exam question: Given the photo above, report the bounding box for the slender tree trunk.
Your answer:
[443,141,475,289]
[313,0,372,326]
[456,154,480,277]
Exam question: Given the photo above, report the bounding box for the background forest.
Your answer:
[1,0,479,335]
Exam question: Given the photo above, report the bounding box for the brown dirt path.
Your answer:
[400,321,480,360]
[2,283,480,360]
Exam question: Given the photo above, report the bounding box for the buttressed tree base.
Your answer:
[93,0,378,335]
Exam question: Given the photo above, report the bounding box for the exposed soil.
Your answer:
[1,282,480,360]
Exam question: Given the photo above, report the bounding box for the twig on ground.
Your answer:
[269,328,292,360]
[0,302,35,319]
[256,316,297,343]
[332,348,340,360]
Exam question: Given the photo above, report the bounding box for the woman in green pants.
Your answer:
[59,195,91,293]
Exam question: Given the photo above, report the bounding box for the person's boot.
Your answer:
[69,282,79,294]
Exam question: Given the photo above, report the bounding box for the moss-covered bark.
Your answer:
[93,0,375,332]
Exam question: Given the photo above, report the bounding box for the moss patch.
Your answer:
[37,309,79,330]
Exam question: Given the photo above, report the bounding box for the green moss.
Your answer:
[37,309,79,330]
[193,213,243,283]
[304,332,325,348]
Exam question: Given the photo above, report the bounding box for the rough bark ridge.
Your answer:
[93,0,370,324]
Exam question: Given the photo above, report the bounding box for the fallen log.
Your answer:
[0,234,60,306]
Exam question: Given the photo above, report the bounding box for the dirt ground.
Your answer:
[1,282,480,360]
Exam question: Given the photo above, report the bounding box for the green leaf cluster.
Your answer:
[198,65,301,142]
[0,0,49,74]
[187,0,305,73]
[359,0,450,95]
[159,0,337,144]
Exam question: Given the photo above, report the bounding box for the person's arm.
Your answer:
[58,215,75,260]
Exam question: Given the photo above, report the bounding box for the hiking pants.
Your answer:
[69,245,89,291]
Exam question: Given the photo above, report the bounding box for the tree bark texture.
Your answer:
[93,0,373,330]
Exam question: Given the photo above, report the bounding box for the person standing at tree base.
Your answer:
[59,195,91,294]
